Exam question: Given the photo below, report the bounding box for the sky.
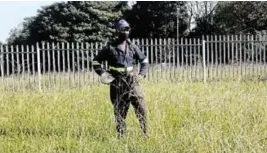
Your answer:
[0,1,59,43]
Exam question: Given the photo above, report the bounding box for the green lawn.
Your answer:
[1,80,267,153]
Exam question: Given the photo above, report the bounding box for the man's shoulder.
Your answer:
[126,39,140,50]
[102,40,116,50]
[127,39,137,46]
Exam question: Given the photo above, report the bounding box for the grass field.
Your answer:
[1,80,267,153]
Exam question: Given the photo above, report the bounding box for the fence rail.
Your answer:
[0,34,267,91]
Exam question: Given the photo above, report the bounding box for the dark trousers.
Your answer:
[109,74,147,137]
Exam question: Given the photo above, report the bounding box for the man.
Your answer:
[92,19,149,137]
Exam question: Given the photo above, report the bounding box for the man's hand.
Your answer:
[134,74,144,83]
[100,72,115,84]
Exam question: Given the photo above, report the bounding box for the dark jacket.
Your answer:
[92,39,149,77]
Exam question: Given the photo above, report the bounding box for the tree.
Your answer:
[186,1,217,32]
[125,1,189,38]
[6,17,33,45]
[190,1,267,36]
[214,1,267,35]
[187,1,218,37]
[7,1,129,45]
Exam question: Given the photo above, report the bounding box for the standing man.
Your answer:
[92,19,149,137]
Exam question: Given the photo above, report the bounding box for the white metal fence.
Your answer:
[0,34,267,91]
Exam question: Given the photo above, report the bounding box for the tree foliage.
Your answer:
[6,17,33,44]
[186,1,217,32]
[125,1,189,38]
[190,1,267,36]
[214,1,267,35]
[6,1,267,45]
[186,1,218,37]
[7,1,129,45]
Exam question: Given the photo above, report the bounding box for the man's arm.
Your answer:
[133,45,149,77]
[92,47,109,76]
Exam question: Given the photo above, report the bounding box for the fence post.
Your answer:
[36,43,42,91]
[0,45,3,90]
[202,39,206,83]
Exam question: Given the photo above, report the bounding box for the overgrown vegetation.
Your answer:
[1,81,267,152]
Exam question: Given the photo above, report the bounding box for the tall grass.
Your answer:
[1,80,267,152]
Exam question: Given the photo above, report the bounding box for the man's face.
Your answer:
[117,27,131,40]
